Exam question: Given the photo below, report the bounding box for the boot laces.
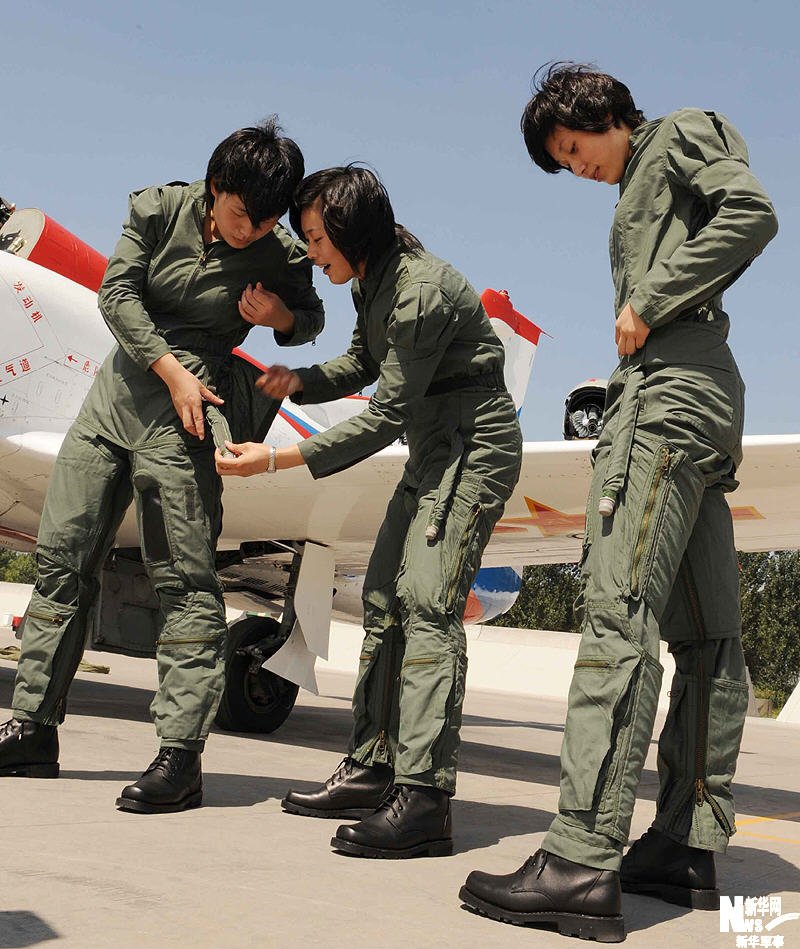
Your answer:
[145,747,189,778]
[521,850,548,877]
[378,784,408,819]
[329,756,355,788]
[0,719,22,742]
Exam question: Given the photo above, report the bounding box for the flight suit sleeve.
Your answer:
[271,229,325,347]
[296,281,456,479]
[97,187,172,372]
[291,310,378,404]
[628,111,779,329]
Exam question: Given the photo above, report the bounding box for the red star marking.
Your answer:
[495,498,586,538]
[493,499,765,537]
[730,506,765,521]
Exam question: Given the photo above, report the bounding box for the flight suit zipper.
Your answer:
[25,610,64,626]
[630,446,671,598]
[374,632,396,760]
[177,246,212,310]
[445,504,481,612]
[680,558,731,833]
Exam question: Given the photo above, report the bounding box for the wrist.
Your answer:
[152,353,186,386]
[272,305,295,336]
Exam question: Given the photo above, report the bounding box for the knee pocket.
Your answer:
[156,590,225,647]
[560,603,662,817]
[399,649,467,774]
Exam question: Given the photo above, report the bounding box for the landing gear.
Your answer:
[215,616,299,734]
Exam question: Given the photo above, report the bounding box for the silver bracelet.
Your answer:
[267,445,277,474]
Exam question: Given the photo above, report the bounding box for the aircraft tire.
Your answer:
[215,616,299,734]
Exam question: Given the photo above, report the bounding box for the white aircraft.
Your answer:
[2,198,799,732]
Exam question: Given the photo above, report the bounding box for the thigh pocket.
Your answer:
[140,486,172,564]
[626,442,704,613]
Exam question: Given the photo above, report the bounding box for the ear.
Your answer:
[209,179,219,199]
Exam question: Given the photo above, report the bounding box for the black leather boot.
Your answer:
[331,784,452,858]
[621,827,719,909]
[282,756,394,819]
[460,850,625,943]
[116,748,202,814]
[0,718,59,778]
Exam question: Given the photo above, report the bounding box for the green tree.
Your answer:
[0,550,37,584]
[492,563,581,632]
[493,552,800,711]
[740,551,800,708]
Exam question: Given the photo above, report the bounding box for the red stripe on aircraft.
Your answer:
[278,409,314,439]
[481,288,543,346]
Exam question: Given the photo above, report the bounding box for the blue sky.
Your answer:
[5,0,797,439]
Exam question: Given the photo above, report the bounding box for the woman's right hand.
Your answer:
[256,365,303,400]
[151,353,224,440]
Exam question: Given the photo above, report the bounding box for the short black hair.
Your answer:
[205,116,304,225]
[521,62,645,173]
[290,165,422,275]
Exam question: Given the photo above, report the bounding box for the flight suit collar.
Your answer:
[357,241,403,301]
[620,118,663,194]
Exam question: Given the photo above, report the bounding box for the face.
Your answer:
[209,181,278,248]
[300,202,360,284]
[544,122,632,185]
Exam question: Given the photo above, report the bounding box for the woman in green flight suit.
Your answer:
[216,166,522,858]
[0,119,324,813]
[460,64,778,943]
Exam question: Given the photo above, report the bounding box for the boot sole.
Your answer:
[459,886,626,943]
[331,835,453,859]
[621,878,720,910]
[115,790,202,814]
[281,799,375,820]
[0,762,59,778]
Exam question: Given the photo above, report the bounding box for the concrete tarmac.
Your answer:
[1,642,799,949]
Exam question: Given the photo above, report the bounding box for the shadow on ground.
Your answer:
[3,664,799,825]
[0,911,59,948]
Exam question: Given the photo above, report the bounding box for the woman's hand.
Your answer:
[239,283,294,335]
[215,442,306,476]
[615,303,650,357]
[215,441,271,477]
[151,353,223,440]
[256,365,303,400]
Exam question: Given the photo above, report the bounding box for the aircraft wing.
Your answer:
[213,432,800,570]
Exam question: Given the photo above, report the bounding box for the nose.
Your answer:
[306,243,318,262]
[570,159,587,178]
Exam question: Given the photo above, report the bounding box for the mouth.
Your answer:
[593,167,602,182]
[322,264,331,275]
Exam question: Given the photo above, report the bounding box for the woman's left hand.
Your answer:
[215,441,271,477]
[615,303,650,356]
[239,283,294,335]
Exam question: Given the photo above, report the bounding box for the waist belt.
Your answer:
[425,370,505,397]
[157,328,239,359]
[676,300,718,324]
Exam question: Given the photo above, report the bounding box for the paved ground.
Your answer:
[0,641,798,949]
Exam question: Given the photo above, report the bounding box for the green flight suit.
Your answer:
[543,110,778,869]
[292,244,522,793]
[12,181,324,749]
